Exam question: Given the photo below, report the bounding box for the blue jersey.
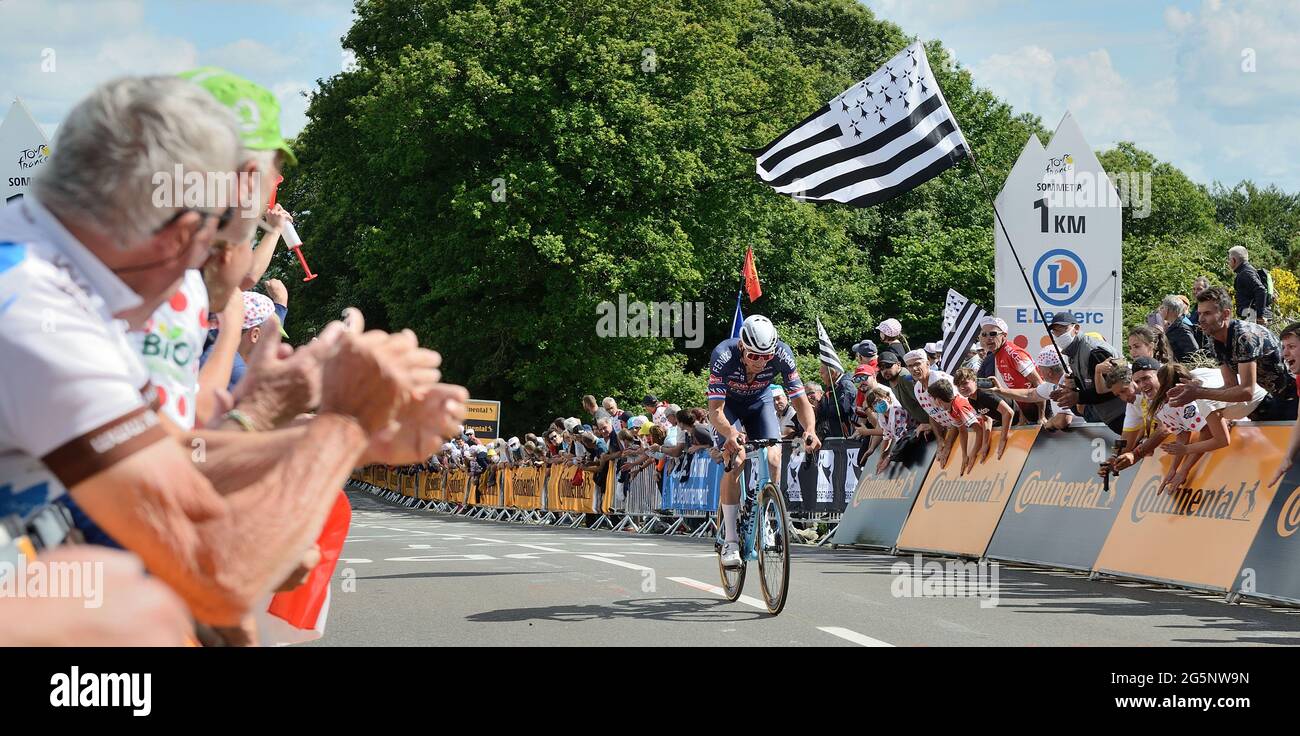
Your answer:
[707,338,805,402]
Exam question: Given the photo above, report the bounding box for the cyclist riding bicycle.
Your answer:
[707,315,820,568]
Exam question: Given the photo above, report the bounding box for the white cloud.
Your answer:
[970,45,1179,161]
[271,81,314,139]
[203,39,298,76]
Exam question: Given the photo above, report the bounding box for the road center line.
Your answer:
[579,555,656,572]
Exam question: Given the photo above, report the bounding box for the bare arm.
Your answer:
[68,413,367,626]
[1174,363,1256,405]
[195,294,244,427]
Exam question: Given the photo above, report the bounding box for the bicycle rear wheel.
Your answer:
[755,482,790,615]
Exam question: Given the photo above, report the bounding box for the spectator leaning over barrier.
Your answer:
[1148,363,1233,493]
[0,79,464,628]
[1172,285,1297,422]
[989,348,1085,432]
[906,349,960,455]
[875,318,910,365]
[977,316,1043,423]
[877,350,932,437]
[1105,357,1210,477]
[1046,312,1127,433]
[861,385,910,473]
[925,378,985,475]
[952,367,1014,457]
[1159,294,1206,364]
[1229,245,1271,325]
[1269,323,1300,487]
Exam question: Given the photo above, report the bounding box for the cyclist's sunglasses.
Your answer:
[741,348,776,362]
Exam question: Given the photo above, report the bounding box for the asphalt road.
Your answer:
[306,488,1300,647]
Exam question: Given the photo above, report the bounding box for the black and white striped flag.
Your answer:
[753,42,969,207]
[815,317,844,374]
[939,289,986,376]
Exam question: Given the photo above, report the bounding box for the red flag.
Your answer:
[742,246,762,302]
[267,490,351,632]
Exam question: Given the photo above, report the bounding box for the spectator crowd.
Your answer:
[3,69,1298,648]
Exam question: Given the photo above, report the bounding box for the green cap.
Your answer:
[179,66,297,166]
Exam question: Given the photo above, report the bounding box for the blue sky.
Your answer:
[2,0,1296,191]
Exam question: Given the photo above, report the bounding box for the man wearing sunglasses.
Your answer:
[977,316,1043,423]
[707,315,819,568]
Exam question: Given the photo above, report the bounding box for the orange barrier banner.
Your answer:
[510,466,545,510]
[1093,424,1285,592]
[401,473,417,498]
[547,465,596,513]
[895,426,1038,558]
[475,470,500,507]
[602,468,616,514]
[446,468,469,504]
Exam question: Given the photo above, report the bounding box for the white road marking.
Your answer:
[817,626,894,648]
[339,558,372,563]
[579,555,656,572]
[384,554,497,562]
[668,576,768,611]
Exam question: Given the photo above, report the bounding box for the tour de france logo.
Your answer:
[1033,248,1087,307]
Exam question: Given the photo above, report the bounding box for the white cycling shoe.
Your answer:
[720,542,743,568]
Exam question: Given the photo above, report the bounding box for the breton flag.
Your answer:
[815,317,845,374]
[752,41,969,207]
[939,288,987,376]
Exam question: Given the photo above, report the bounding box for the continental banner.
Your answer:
[446,469,469,504]
[473,469,500,507]
[548,465,597,513]
[832,438,938,548]
[895,426,1039,557]
[508,466,545,510]
[1093,423,1286,592]
[401,472,417,498]
[420,471,443,501]
[985,423,1134,570]
[1235,459,1300,604]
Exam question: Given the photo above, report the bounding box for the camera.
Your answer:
[1099,438,1128,492]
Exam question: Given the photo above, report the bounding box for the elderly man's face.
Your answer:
[905,359,928,381]
[806,386,823,403]
[979,326,1005,352]
[773,393,788,413]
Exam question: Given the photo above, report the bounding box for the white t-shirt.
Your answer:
[0,196,162,517]
[127,269,208,430]
[914,369,958,428]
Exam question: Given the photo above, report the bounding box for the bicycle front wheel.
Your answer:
[755,482,790,615]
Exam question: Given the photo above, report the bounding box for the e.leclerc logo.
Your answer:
[1033,248,1087,307]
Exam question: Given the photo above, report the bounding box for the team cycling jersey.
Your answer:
[707,338,805,402]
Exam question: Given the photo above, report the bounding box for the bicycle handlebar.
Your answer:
[723,437,816,471]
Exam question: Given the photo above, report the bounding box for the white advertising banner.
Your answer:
[994,112,1122,352]
[1,99,52,206]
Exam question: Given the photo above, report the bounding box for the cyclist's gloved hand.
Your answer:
[802,430,822,453]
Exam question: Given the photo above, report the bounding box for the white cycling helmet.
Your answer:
[739,315,779,354]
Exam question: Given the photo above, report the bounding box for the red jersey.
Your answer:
[994,343,1036,390]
